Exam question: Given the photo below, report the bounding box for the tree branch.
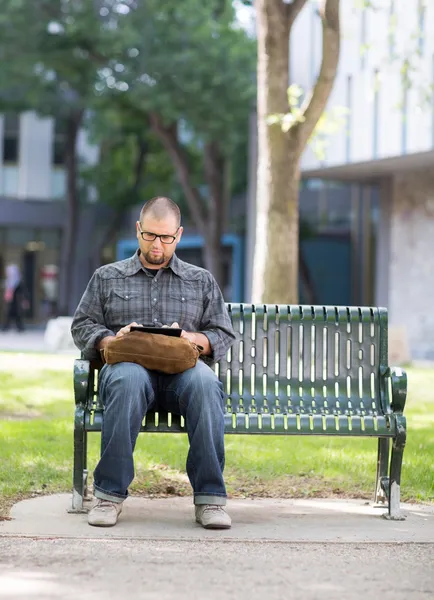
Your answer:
[131,136,148,199]
[149,112,206,233]
[203,141,223,223]
[295,0,340,150]
[286,0,309,30]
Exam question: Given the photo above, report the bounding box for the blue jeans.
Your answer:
[94,360,227,506]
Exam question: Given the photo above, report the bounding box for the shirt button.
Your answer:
[153,318,158,322]
[125,295,129,299]
[153,298,157,303]
[181,297,185,302]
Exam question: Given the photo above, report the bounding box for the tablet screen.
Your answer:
[130,326,182,337]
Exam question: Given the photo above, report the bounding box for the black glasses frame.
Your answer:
[138,225,180,245]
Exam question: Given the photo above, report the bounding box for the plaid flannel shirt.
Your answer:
[71,250,236,364]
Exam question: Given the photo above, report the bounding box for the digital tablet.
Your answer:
[130,326,182,337]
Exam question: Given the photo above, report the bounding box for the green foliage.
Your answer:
[268,82,349,161]
[310,106,350,160]
[267,84,306,132]
[82,108,180,211]
[0,0,255,220]
[0,0,108,115]
[96,0,256,156]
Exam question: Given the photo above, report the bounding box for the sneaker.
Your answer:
[88,499,123,527]
[195,505,231,529]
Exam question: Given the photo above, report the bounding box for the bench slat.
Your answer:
[84,411,396,436]
[216,304,387,418]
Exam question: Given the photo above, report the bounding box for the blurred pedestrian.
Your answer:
[2,264,28,332]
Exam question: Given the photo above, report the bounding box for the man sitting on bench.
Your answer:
[71,197,235,529]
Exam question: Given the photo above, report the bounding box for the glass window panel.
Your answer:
[3,138,18,162]
[53,118,66,165]
[1,166,19,195]
[5,228,37,247]
[53,140,65,165]
[2,113,19,163]
[51,168,66,199]
[3,113,19,135]
[38,229,61,249]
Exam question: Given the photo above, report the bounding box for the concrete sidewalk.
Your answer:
[0,495,433,600]
[0,330,77,354]
[1,494,434,543]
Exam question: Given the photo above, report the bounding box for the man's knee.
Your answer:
[100,362,153,395]
[181,361,224,410]
[188,360,221,386]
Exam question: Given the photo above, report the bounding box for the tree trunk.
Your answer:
[252,0,340,304]
[149,113,206,235]
[91,136,149,272]
[256,149,301,304]
[253,0,299,304]
[149,114,228,292]
[203,141,227,291]
[90,208,124,273]
[58,109,84,316]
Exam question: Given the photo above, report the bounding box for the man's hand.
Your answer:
[97,335,116,351]
[116,321,140,338]
[166,322,193,343]
[96,322,139,352]
[166,322,211,355]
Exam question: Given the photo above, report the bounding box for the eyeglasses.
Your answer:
[138,225,180,245]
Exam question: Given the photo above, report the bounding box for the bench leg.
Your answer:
[374,438,390,505]
[69,407,89,513]
[83,432,89,498]
[383,419,406,521]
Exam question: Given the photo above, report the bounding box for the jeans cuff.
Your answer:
[194,493,226,506]
[94,485,126,503]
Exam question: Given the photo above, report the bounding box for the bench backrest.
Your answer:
[82,304,391,434]
[219,304,390,418]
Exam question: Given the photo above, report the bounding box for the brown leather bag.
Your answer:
[103,330,203,374]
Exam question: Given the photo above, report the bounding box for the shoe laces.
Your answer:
[95,500,117,512]
[202,505,225,514]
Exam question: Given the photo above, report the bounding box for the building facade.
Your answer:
[245,0,434,361]
[0,111,102,324]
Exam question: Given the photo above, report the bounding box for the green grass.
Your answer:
[0,352,433,517]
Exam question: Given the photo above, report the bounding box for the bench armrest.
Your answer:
[73,359,91,407]
[390,367,407,413]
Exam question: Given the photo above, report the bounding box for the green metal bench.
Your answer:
[72,304,407,519]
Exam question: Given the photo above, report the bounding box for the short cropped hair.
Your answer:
[139,197,181,227]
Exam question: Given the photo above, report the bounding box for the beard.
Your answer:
[143,249,167,265]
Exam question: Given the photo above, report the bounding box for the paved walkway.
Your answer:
[0,330,77,354]
[1,336,433,598]
[0,495,433,599]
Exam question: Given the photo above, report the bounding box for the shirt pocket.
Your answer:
[104,289,143,330]
[166,283,203,329]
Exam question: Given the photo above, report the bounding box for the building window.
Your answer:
[1,113,20,196]
[53,118,67,165]
[432,53,434,149]
[52,118,67,199]
[51,169,66,199]
[401,60,409,154]
[418,0,426,56]
[2,113,19,164]
[388,0,396,60]
[373,69,380,159]
[360,8,367,70]
[346,75,352,162]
